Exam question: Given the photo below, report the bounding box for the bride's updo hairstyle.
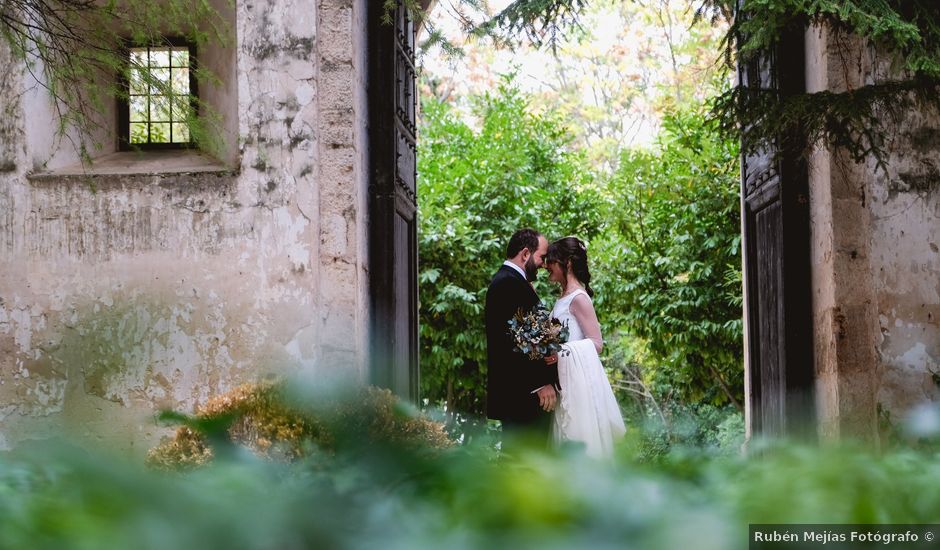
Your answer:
[546,237,594,298]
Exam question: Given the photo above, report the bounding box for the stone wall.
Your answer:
[868,98,940,424]
[0,0,370,454]
[806,26,940,440]
[316,0,370,375]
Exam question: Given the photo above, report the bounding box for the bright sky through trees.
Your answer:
[419,0,729,170]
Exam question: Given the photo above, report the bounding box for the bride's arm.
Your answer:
[569,294,603,354]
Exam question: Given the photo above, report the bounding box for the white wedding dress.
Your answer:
[551,289,626,459]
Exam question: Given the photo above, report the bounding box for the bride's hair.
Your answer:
[546,237,594,298]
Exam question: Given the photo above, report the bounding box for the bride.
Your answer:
[544,237,626,459]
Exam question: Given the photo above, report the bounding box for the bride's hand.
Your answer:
[544,353,558,365]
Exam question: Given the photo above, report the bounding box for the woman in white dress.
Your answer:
[544,237,626,459]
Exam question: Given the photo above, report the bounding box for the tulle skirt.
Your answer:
[552,339,627,459]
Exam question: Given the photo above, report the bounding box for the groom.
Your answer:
[485,228,560,440]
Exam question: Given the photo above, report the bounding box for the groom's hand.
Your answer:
[537,385,557,412]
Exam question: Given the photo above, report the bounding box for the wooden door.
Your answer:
[367,0,419,400]
[739,14,816,438]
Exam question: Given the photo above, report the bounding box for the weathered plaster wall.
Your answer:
[0,0,369,454]
[867,97,940,421]
[806,26,940,440]
[20,0,242,172]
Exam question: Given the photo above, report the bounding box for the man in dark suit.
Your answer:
[486,228,559,442]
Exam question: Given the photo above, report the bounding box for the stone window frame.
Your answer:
[117,37,199,152]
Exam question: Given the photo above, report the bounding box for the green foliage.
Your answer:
[470,0,940,79]
[715,0,940,166]
[419,80,744,418]
[527,0,728,171]
[6,425,940,548]
[723,0,940,78]
[443,0,940,164]
[420,2,734,219]
[418,80,600,415]
[476,0,590,50]
[714,76,940,168]
[595,105,743,407]
[629,403,744,464]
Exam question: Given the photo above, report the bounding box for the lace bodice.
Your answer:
[551,288,590,342]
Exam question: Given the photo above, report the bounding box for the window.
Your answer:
[119,40,197,149]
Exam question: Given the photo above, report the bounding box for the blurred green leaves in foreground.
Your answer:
[4,382,940,550]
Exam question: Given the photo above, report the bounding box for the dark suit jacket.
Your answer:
[485,264,559,424]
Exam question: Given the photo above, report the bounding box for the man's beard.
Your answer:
[524,256,539,282]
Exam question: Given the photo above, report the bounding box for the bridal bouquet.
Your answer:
[507,306,569,361]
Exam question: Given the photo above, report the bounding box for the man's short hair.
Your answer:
[506,228,542,259]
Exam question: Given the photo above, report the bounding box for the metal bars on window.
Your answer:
[121,42,195,148]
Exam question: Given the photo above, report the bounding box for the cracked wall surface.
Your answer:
[0,0,369,454]
[869,106,940,421]
[806,26,940,440]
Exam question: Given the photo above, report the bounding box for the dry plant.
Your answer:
[147,381,454,470]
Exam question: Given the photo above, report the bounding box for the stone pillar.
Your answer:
[316,0,369,378]
[805,26,881,441]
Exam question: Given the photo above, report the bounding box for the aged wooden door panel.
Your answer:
[367,0,419,400]
[739,15,815,438]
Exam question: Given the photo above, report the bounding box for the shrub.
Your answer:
[418,81,601,416]
[147,382,453,470]
[595,106,743,408]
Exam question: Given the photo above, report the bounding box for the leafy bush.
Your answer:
[714,410,746,451]
[594,105,743,408]
[625,401,744,464]
[419,80,743,433]
[5,427,940,549]
[418,80,601,415]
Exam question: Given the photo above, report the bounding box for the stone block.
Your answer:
[318,5,354,61]
[317,61,356,112]
[319,109,355,148]
[830,198,871,254]
[831,255,874,302]
[834,370,878,439]
[319,259,358,301]
[317,147,357,201]
[814,371,841,437]
[319,305,358,353]
[814,308,838,375]
[321,213,349,257]
[833,302,879,373]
